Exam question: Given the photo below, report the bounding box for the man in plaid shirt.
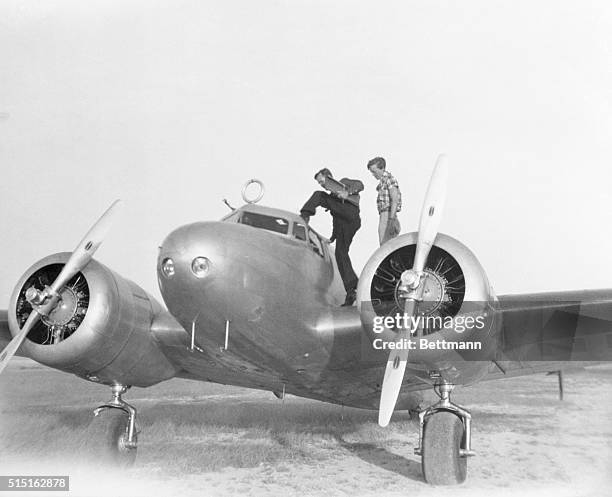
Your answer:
[367,157,402,245]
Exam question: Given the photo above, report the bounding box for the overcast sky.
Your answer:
[1,0,612,305]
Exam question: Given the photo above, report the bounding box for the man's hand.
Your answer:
[337,189,348,199]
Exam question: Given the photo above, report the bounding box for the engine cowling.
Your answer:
[8,252,178,387]
[357,232,498,362]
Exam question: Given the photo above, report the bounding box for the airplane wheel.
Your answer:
[88,409,137,468]
[421,411,467,485]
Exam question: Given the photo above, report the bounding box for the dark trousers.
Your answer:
[301,191,360,292]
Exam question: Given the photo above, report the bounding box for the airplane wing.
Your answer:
[0,310,22,356]
[487,289,612,379]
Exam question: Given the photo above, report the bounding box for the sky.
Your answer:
[1,0,612,306]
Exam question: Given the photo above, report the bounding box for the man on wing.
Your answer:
[367,157,402,245]
[300,168,363,306]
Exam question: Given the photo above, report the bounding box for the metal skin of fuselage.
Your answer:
[155,205,495,411]
[156,215,425,409]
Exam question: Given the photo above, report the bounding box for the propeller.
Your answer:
[378,155,448,427]
[0,200,123,375]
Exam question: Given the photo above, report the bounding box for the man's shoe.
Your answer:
[341,288,357,307]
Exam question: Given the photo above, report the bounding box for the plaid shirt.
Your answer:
[376,171,402,214]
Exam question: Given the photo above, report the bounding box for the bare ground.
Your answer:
[1,359,611,497]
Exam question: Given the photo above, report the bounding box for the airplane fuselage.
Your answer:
[155,205,495,409]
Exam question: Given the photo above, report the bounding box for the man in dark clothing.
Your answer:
[300,168,363,306]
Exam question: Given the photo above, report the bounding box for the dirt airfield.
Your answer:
[1,358,611,497]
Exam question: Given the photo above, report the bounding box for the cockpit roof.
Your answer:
[232,204,305,225]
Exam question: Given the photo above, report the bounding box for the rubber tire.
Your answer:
[88,409,137,468]
[421,411,467,485]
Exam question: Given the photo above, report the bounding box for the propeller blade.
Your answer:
[377,156,449,427]
[377,299,417,426]
[378,344,409,427]
[49,200,123,294]
[0,311,40,375]
[413,154,448,272]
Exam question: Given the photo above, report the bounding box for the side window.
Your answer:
[293,223,307,241]
[308,229,324,257]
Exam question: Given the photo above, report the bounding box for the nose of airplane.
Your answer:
[157,222,233,291]
[156,221,263,346]
[157,221,253,330]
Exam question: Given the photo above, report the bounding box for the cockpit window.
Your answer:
[293,223,307,241]
[240,212,289,235]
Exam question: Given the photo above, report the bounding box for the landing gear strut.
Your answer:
[414,382,474,485]
[91,384,139,467]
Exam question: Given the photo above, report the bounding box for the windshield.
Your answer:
[239,211,289,235]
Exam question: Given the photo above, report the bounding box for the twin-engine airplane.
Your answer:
[1,155,612,485]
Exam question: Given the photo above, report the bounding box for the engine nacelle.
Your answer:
[357,233,498,363]
[8,253,178,387]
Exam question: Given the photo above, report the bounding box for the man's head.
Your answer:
[367,157,386,180]
[314,167,333,186]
